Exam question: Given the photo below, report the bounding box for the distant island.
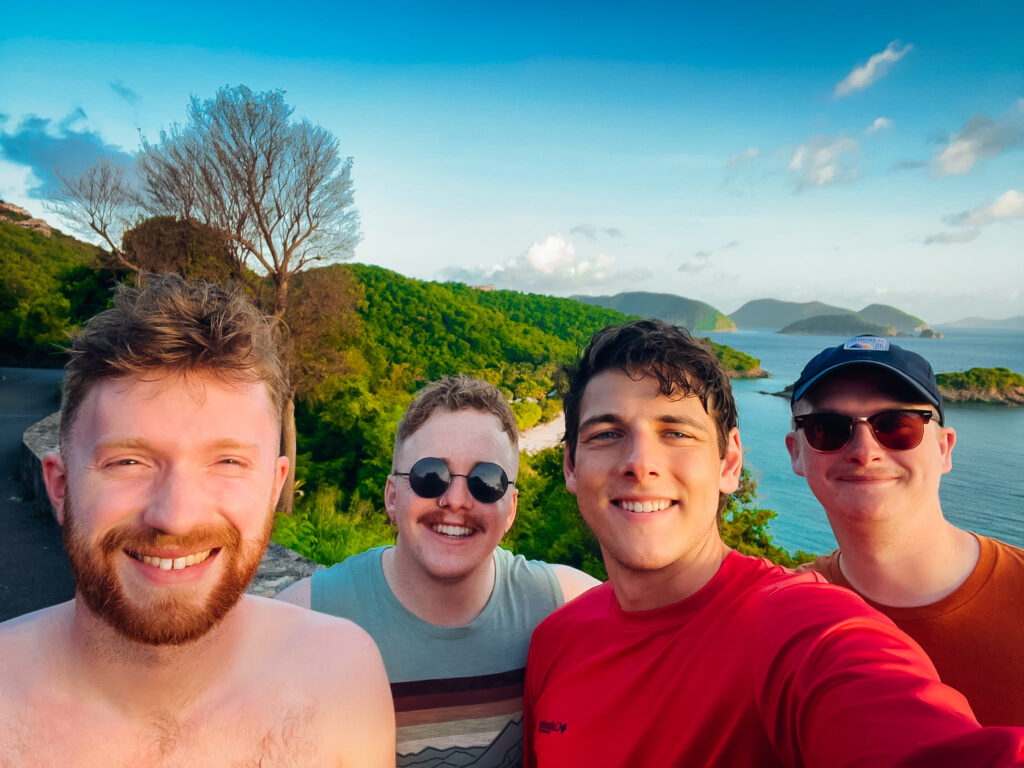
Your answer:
[732,298,938,338]
[573,291,735,332]
[776,313,942,338]
[941,316,1024,330]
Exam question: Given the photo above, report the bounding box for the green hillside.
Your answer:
[778,314,892,336]
[573,291,735,332]
[730,298,852,329]
[858,304,930,334]
[0,203,114,366]
[283,264,793,573]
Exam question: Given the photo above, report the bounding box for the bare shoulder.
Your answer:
[0,601,71,670]
[0,603,72,746]
[549,563,602,602]
[241,595,386,686]
[239,596,395,764]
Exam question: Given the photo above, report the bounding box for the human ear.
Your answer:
[42,452,68,524]
[384,476,399,524]
[785,432,806,477]
[562,446,578,496]
[718,428,743,495]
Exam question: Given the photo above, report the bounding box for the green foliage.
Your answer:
[936,367,1024,392]
[273,483,396,566]
[719,468,816,567]
[0,218,114,366]
[512,400,543,431]
[504,447,607,579]
[289,263,788,570]
[705,339,763,375]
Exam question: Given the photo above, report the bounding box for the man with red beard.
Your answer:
[0,274,395,766]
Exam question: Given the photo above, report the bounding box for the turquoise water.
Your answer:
[705,329,1024,554]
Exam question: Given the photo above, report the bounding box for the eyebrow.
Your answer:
[579,413,710,433]
[92,437,262,456]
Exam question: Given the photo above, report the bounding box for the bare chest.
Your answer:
[1,696,327,768]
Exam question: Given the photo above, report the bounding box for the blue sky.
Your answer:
[2,1,1022,323]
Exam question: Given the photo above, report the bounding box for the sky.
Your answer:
[1,1,1022,324]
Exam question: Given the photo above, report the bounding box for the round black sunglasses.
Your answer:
[394,457,511,504]
[794,409,936,453]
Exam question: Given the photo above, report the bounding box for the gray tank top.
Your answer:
[312,546,563,767]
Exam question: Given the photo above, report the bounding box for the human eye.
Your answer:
[582,427,620,443]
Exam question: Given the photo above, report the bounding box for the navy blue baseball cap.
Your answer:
[791,336,944,424]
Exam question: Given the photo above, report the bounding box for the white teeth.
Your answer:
[619,500,672,513]
[136,550,212,570]
[432,524,473,537]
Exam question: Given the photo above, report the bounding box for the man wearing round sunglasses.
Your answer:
[787,335,1024,726]
[278,375,598,766]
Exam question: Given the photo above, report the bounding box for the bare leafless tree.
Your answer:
[48,85,363,513]
[49,159,141,274]
[137,86,360,318]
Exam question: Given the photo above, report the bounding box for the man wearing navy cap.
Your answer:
[787,335,1024,726]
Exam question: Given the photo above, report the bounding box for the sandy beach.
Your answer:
[519,414,565,454]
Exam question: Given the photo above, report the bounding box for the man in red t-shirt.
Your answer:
[787,336,1024,726]
[524,319,1024,767]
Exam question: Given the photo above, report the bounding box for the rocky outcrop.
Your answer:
[938,385,1024,406]
[1,200,53,237]
[19,411,320,596]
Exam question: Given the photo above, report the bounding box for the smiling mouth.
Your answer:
[126,549,215,570]
[431,524,475,538]
[616,500,674,513]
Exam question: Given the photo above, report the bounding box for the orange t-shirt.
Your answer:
[801,535,1024,726]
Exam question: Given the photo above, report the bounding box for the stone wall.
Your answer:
[19,412,321,596]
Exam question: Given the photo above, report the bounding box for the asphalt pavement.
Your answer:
[0,366,75,622]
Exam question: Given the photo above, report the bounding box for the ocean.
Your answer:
[704,328,1024,554]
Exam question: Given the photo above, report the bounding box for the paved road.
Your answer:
[0,367,75,622]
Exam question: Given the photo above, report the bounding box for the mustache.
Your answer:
[418,509,489,530]
[99,523,241,556]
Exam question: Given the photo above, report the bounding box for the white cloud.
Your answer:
[439,233,631,292]
[866,117,893,135]
[948,189,1024,227]
[727,146,760,167]
[925,189,1024,244]
[526,234,577,273]
[931,109,1023,176]
[834,41,912,98]
[789,135,860,190]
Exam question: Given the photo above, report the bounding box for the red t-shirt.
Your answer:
[525,551,1024,767]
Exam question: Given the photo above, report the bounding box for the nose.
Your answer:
[437,474,474,510]
[622,432,659,479]
[141,463,207,535]
[843,421,885,465]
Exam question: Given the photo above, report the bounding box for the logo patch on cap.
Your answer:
[844,336,890,351]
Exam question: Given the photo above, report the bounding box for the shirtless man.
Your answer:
[0,274,394,766]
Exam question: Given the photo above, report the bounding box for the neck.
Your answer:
[63,594,248,717]
[609,535,729,612]
[832,514,979,607]
[382,546,496,626]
